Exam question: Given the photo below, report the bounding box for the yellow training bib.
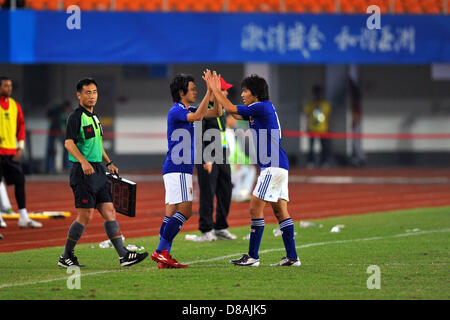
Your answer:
[0,98,18,150]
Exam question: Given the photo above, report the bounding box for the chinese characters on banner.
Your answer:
[335,25,415,54]
[241,22,415,59]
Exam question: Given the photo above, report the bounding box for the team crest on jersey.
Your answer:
[4,112,9,120]
[189,187,193,195]
[249,116,254,125]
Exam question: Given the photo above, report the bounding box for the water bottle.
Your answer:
[99,240,111,248]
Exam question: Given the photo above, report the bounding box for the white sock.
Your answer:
[0,213,5,224]
[0,182,13,210]
[19,208,29,221]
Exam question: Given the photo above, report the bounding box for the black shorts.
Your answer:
[0,155,25,185]
[69,162,112,208]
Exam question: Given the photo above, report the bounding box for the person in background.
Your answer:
[46,100,73,173]
[226,114,256,202]
[0,180,14,214]
[194,77,237,242]
[0,76,42,228]
[303,85,332,168]
[349,78,366,167]
[0,181,10,229]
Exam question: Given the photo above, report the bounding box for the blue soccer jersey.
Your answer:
[236,101,289,171]
[162,102,198,175]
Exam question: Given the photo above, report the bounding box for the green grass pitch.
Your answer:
[0,207,449,300]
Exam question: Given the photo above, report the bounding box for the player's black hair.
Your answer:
[170,73,195,103]
[241,74,269,101]
[0,76,11,86]
[76,78,98,93]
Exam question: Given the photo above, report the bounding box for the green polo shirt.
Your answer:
[65,106,103,163]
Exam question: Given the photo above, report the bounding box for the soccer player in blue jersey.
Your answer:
[151,71,221,268]
[207,72,300,267]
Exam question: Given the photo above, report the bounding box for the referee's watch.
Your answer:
[106,161,113,167]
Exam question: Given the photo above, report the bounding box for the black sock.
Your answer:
[104,221,128,257]
[63,221,85,257]
[15,183,26,209]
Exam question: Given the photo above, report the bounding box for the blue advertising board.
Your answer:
[2,11,449,64]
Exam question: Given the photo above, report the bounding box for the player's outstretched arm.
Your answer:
[64,139,94,175]
[185,70,212,122]
[186,89,210,122]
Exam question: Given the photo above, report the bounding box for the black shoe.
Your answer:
[58,254,85,268]
[230,254,260,267]
[120,251,149,267]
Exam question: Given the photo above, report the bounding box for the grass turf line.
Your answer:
[0,207,448,299]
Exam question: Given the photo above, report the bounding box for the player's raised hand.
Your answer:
[202,69,213,90]
[212,71,221,90]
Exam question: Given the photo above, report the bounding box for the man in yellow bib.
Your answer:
[303,85,332,168]
[0,76,42,229]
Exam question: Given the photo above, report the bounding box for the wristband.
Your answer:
[106,161,113,167]
[18,140,25,149]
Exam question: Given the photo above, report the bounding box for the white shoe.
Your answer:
[0,219,6,229]
[270,257,301,267]
[1,208,15,215]
[194,231,217,242]
[18,219,42,228]
[215,229,237,240]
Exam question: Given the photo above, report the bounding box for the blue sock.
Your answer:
[159,216,170,253]
[156,212,187,253]
[159,216,170,238]
[248,218,264,259]
[280,218,298,260]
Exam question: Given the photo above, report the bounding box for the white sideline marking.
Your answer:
[0,270,110,289]
[185,228,450,264]
[0,228,448,290]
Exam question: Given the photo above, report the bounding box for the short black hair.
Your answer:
[170,73,195,103]
[76,78,98,93]
[241,74,269,101]
[0,76,11,86]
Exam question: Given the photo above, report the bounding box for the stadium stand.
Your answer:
[114,0,141,11]
[15,0,449,14]
[25,0,54,10]
[142,0,164,11]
